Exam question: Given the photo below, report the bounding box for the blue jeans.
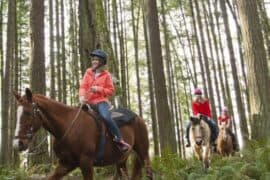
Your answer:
[97,102,122,140]
[185,119,218,144]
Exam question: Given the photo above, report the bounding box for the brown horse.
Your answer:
[217,122,233,156]
[13,88,152,180]
[189,116,211,169]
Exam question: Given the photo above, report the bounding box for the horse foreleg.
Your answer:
[48,160,75,180]
[194,147,203,161]
[79,156,94,180]
[114,159,128,180]
[131,155,143,180]
[202,146,211,169]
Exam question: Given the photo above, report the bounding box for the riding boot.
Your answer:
[185,138,191,147]
[185,123,191,147]
[114,138,130,153]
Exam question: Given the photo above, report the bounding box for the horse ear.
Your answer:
[25,88,33,102]
[190,116,200,124]
[13,91,21,101]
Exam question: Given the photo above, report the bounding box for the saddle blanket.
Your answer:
[111,108,137,127]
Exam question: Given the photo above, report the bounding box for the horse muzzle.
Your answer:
[195,138,203,146]
[13,139,28,151]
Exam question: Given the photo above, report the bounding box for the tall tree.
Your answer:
[188,0,208,95]
[55,0,62,102]
[194,0,217,120]
[220,0,249,143]
[131,0,143,116]
[49,0,55,99]
[79,0,96,73]
[236,0,270,139]
[60,0,67,103]
[1,0,16,165]
[118,0,128,108]
[144,0,177,154]
[29,0,49,164]
[69,0,80,105]
[0,0,3,118]
[160,1,174,122]
[142,8,159,155]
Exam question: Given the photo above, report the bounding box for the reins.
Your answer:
[58,103,83,143]
[23,102,83,155]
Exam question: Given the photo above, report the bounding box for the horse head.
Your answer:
[13,88,42,151]
[190,116,205,146]
[218,122,229,141]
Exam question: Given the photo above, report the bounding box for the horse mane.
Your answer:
[33,94,76,112]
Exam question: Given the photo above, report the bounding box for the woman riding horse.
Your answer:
[185,88,218,148]
[218,107,238,151]
[79,49,130,152]
[13,89,153,179]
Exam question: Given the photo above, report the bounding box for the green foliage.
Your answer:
[0,166,28,180]
[2,140,270,179]
[26,163,52,175]
[151,140,270,179]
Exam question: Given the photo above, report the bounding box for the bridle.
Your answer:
[14,101,83,153]
[14,102,41,141]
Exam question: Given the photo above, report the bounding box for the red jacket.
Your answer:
[192,99,212,118]
[218,115,230,125]
[79,68,115,104]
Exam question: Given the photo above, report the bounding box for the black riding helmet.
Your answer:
[90,49,107,65]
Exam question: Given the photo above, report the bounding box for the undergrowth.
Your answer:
[1,139,270,179]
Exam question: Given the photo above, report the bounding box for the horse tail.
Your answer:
[132,116,153,179]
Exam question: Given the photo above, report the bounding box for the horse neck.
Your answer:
[201,121,211,141]
[34,95,72,138]
[220,128,229,141]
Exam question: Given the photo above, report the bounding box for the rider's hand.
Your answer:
[79,96,86,104]
[90,86,98,92]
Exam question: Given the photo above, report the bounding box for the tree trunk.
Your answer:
[29,0,49,164]
[214,1,238,138]
[118,0,127,108]
[0,0,3,107]
[220,0,249,143]
[161,0,175,124]
[1,0,16,165]
[236,0,270,139]
[202,1,222,113]
[144,0,177,154]
[131,0,143,116]
[194,0,217,120]
[142,12,159,156]
[206,0,226,111]
[188,0,208,95]
[69,0,80,105]
[55,0,62,102]
[178,0,197,86]
[79,0,96,74]
[60,0,67,103]
[49,0,55,99]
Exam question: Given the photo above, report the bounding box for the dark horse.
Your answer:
[13,88,152,180]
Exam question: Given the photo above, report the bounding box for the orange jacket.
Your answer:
[79,68,115,104]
